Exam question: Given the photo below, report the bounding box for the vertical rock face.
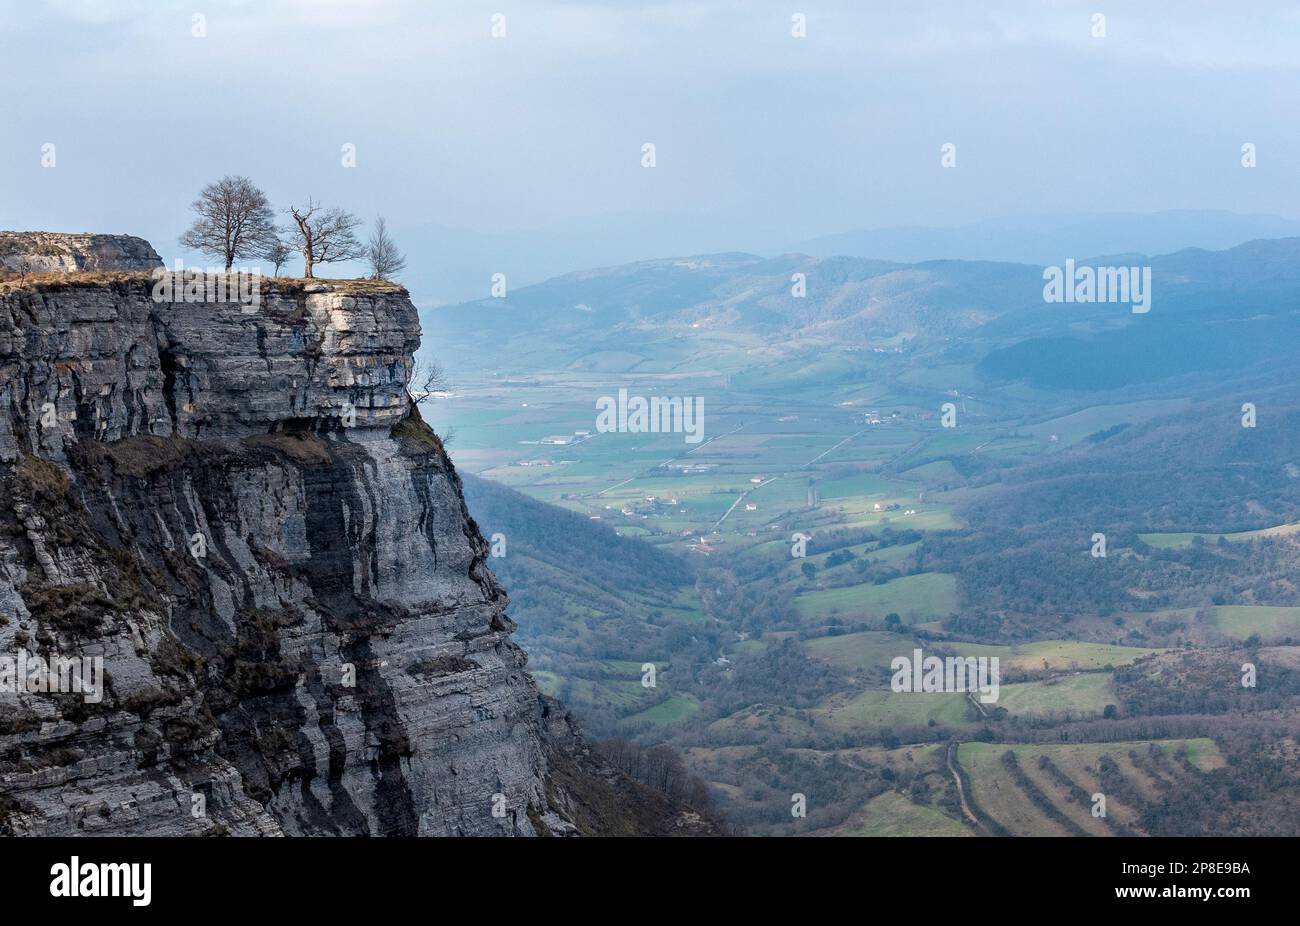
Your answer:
[0,263,698,836]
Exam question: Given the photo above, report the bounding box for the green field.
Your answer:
[994,673,1113,719]
[624,694,701,725]
[803,630,917,674]
[830,790,972,837]
[1212,605,1300,640]
[1004,641,1159,672]
[1139,521,1300,550]
[794,572,958,624]
[816,672,1113,731]
[898,459,961,482]
[804,634,1158,676]
[1020,398,1191,450]
[818,472,907,499]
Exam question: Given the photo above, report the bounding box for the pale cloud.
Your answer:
[1,0,1296,280]
[42,0,154,26]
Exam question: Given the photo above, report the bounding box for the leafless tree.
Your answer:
[179,176,279,271]
[286,198,363,278]
[406,361,454,444]
[408,360,448,406]
[364,216,407,280]
[12,255,38,282]
[262,237,293,277]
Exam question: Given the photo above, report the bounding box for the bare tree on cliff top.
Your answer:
[178,175,279,272]
[262,237,293,277]
[364,216,407,280]
[287,199,363,278]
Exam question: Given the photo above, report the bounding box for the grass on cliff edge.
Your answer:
[392,412,448,455]
[0,270,407,297]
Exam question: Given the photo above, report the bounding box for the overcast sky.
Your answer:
[2,0,1298,297]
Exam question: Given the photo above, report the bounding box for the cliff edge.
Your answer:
[0,237,712,836]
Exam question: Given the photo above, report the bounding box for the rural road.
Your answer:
[947,742,979,827]
[803,428,866,468]
[594,423,746,497]
[714,476,780,527]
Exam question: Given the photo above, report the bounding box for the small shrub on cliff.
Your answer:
[152,635,205,679]
[22,583,116,636]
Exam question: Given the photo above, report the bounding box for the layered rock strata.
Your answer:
[0,250,705,836]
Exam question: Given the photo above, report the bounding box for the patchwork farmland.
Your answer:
[430,331,1300,836]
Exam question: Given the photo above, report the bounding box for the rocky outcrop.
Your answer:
[0,258,706,836]
[0,233,162,273]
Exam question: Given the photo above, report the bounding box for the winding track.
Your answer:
[946,742,980,827]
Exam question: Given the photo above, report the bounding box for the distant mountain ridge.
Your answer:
[423,236,1300,381]
[393,210,1300,309]
[786,210,1300,265]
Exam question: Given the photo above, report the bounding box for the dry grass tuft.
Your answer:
[0,270,407,298]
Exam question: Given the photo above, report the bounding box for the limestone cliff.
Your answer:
[0,237,709,836]
[0,232,162,273]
